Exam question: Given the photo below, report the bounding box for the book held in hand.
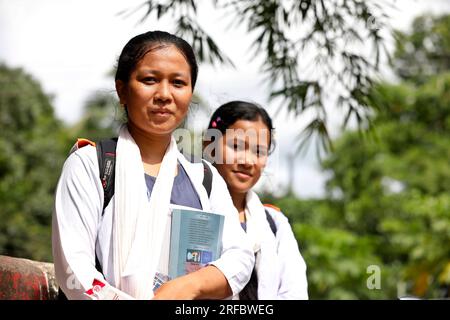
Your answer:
[169,207,224,279]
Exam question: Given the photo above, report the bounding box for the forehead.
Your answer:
[135,45,191,74]
[226,119,270,145]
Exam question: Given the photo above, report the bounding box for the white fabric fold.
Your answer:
[113,125,178,299]
[245,191,280,299]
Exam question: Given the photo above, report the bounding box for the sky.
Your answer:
[1,0,450,198]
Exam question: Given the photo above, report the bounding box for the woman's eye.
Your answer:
[143,77,157,84]
[226,141,241,151]
[234,142,246,151]
[255,147,268,157]
[258,150,268,157]
[173,79,186,87]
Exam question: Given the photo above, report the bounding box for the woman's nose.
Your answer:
[238,149,257,166]
[246,151,258,165]
[154,81,171,102]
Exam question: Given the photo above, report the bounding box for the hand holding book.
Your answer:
[84,206,225,300]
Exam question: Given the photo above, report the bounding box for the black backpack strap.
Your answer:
[96,138,118,213]
[182,153,213,198]
[265,208,277,236]
[239,210,277,300]
[201,160,213,198]
[95,254,103,276]
[94,138,117,279]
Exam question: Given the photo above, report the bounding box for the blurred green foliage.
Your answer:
[0,64,69,261]
[262,14,450,299]
[70,91,122,142]
[394,14,450,84]
[0,64,120,262]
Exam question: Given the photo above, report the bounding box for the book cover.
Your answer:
[168,207,224,279]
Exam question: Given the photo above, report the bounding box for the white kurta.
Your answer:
[245,192,308,300]
[52,145,254,299]
[266,206,309,299]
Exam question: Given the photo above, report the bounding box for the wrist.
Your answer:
[183,270,203,299]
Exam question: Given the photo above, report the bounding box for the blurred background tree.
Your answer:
[69,91,122,142]
[0,64,69,261]
[393,14,450,84]
[263,13,450,299]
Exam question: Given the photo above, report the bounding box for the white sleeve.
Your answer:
[52,147,105,299]
[270,209,309,299]
[206,165,255,297]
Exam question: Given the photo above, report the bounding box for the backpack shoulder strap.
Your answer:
[96,138,118,213]
[182,153,213,198]
[201,160,213,198]
[94,138,118,277]
[264,208,278,236]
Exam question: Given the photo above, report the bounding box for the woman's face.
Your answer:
[116,45,193,137]
[215,118,271,196]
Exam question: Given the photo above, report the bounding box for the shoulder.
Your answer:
[67,143,97,166]
[55,142,103,207]
[62,142,99,180]
[263,203,290,227]
[69,138,97,154]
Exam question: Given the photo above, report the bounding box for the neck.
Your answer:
[127,124,171,164]
[230,190,247,214]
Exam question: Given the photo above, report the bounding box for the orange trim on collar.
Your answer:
[263,203,281,212]
[76,138,96,148]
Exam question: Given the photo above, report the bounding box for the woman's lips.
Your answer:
[233,171,252,180]
[151,108,172,114]
[150,109,173,119]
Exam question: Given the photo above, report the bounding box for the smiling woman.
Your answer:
[203,101,308,300]
[51,31,254,300]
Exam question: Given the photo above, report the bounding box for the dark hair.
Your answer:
[115,30,198,90]
[206,100,275,153]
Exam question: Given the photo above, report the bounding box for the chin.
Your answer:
[231,182,252,194]
[148,124,178,135]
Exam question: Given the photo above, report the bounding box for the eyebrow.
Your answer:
[139,69,189,78]
[229,138,268,149]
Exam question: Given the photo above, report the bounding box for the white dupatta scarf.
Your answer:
[112,125,178,299]
[245,191,280,299]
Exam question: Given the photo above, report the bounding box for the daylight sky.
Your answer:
[1,0,450,197]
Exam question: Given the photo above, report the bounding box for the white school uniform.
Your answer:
[245,191,308,300]
[52,145,254,299]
